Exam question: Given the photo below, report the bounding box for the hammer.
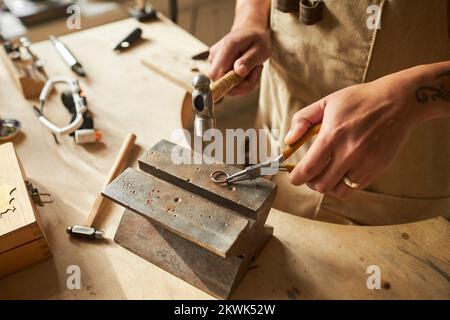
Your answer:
[67,133,136,240]
[191,70,243,137]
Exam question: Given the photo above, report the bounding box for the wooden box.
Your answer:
[0,143,51,278]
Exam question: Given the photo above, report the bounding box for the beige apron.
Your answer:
[258,0,450,225]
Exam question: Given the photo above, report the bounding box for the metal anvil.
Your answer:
[102,139,277,299]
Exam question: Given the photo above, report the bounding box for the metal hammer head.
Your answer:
[67,225,105,240]
[192,74,215,137]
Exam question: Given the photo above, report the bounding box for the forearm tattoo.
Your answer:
[415,70,450,103]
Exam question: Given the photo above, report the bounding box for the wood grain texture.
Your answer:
[211,70,243,102]
[0,143,36,238]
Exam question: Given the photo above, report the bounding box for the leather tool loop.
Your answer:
[299,0,324,25]
[276,0,300,13]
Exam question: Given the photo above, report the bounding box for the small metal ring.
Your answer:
[210,170,229,184]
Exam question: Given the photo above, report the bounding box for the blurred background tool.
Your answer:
[113,27,143,51]
[49,35,86,77]
[128,0,157,22]
[3,0,72,26]
[0,37,47,99]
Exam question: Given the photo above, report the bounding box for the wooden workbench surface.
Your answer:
[0,18,448,300]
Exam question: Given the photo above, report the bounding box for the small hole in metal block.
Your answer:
[208,215,211,218]
[228,186,236,191]
[196,167,201,171]
[174,197,181,203]
[186,178,191,183]
[173,214,177,217]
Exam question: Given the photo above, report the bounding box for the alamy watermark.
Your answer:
[66,265,81,290]
[66,5,81,30]
[170,128,282,175]
[367,5,382,30]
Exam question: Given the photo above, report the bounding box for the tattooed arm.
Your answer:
[413,61,450,121]
[284,60,450,198]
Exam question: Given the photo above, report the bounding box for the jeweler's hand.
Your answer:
[208,26,271,96]
[284,72,426,198]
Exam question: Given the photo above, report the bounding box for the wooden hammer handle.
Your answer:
[211,70,244,102]
[282,124,321,160]
[84,133,136,227]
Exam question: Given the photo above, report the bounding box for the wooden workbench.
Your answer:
[0,18,448,300]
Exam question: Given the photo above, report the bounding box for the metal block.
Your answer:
[102,168,250,257]
[138,139,277,223]
[114,209,273,299]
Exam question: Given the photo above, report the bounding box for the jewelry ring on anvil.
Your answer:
[343,176,360,189]
[210,170,230,184]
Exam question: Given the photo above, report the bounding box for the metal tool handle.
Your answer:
[282,123,321,160]
[211,70,243,102]
[84,132,136,227]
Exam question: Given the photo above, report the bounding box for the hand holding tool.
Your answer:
[49,35,86,77]
[215,124,321,183]
[191,70,243,137]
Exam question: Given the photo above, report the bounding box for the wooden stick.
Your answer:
[84,133,136,227]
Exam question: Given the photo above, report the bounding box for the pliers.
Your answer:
[212,124,321,184]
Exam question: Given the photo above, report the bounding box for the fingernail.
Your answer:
[285,130,292,142]
[237,63,247,75]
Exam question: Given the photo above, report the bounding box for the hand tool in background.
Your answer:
[211,124,322,184]
[191,49,209,61]
[128,0,158,22]
[33,77,101,144]
[0,37,48,99]
[49,35,86,77]
[113,27,143,52]
[191,70,243,137]
[19,37,45,73]
[67,133,137,240]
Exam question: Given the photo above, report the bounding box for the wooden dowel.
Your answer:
[84,133,136,227]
